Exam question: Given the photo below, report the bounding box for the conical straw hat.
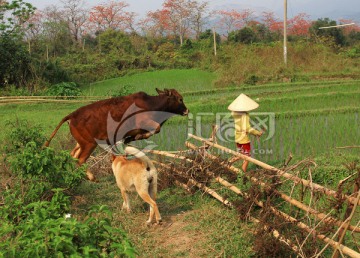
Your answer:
[227,93,259,112]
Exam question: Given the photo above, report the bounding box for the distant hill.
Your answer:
[210,0,360,22]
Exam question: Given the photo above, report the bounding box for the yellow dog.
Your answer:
[111,146,162,225]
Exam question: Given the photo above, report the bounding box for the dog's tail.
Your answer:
[124,146,155,171]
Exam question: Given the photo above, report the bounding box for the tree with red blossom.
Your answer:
[288,13,311,37]
[261,11,282,33]
[214,9,254,37]
[88,0,136,33]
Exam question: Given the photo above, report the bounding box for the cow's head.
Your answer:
[156,88,189,116]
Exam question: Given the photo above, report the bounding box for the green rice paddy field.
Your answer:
[1,69,358,164]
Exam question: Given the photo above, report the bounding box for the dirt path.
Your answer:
[145,211,208,257]
[113,208,211,257]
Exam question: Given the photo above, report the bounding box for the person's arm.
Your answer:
[246,114,263,136]
[249,127,263,136]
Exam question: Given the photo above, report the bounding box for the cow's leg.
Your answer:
[69,125,97,181]
[70,143,81,158]
[135,122,161,140]
[77,142,97,181]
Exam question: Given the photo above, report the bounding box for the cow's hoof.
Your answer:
[86,171,96,182]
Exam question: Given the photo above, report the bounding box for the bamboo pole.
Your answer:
[336,146,360,149]
[155,161,233,208]
[145,149,193,163]
[188,179,233,208]
[0,96,102,99]
[185,141,360,233]
[188,134,360,206]
[174,180,192,193]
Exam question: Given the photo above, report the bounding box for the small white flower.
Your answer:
[65,213,72,219]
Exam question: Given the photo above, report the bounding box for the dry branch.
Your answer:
[155,160,233,208]
[268,205,360,258]
[185,141,360,233]
[188,134,360,206]
[249,217,302,255]
[332,190,360,258]
[151,138,360,257]
[155,156,302,255]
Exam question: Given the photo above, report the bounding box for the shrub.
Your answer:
[5,120,46,153]
[0,195,137,257]
[9,141,85,189]
[107,84,134,97]
[46,82,82,97]
[1,120,137,257]
[346,45,360,58]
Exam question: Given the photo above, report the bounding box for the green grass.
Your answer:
[83,69,216,96]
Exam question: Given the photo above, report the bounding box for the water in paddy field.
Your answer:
[145,112,360,164]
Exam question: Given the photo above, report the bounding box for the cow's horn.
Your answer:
[164,88,171,96]
[156,88,164,95]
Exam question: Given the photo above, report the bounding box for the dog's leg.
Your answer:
[138,191,161,224]
[120,189,131,212]
[149,179,161,223]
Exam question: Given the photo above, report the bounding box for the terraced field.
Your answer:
[1,70,359,164]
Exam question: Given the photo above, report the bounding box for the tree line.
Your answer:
[1,0,360,91]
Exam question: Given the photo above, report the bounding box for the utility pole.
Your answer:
[283,0,287,65]
[213,27,217,56]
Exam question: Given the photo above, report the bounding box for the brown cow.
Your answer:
[44,88,189,180]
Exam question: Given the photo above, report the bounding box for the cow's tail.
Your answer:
[44,115,71,147]
[124,146,155,171]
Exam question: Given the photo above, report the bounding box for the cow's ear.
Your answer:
[156,88,164,95]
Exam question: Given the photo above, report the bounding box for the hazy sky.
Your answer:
[25,0,360,20]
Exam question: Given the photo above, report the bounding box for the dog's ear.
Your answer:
[111,154,116,162]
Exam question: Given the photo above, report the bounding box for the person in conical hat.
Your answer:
[228,93,263,173]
